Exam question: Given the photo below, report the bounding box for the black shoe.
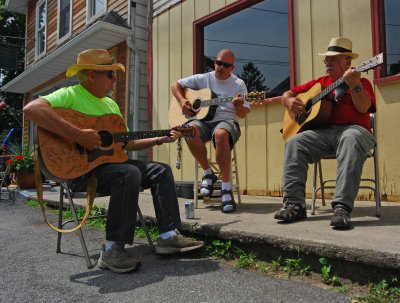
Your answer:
[274,202,307,222]
[330,205,352,229]
[221,189,236,213]
[200,172,218,198]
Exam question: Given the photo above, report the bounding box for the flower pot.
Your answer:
[16,171,36,189]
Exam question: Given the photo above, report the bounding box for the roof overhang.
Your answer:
[1,21,132,94]
[4,0,28,15]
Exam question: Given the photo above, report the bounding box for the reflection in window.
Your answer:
[36,0,47,57]
[385,0,400,76]
[87,0,107,19]
[58,0,71,40]
[203,0,289,96]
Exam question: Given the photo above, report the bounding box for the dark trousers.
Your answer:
[71,159,181,244]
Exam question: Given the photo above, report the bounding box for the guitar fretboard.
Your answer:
[112,130,172,143]
[200,96,235,108]
[311,78,344,105]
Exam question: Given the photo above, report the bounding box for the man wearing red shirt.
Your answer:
[274,37,376,229]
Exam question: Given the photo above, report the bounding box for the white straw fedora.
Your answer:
[318,37,359,60]
[66,49,125,77]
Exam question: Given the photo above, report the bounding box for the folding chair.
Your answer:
[193,143,241,208]
[56,183,155,268]
[311,113,380,217]
[34,145,155,269]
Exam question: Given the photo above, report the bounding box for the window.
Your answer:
[372,0,400,80]
[35,0,47,58]
[58,0,72,42]
[383,0,400,76]
[197,0,290,96]
[86,0,107,23]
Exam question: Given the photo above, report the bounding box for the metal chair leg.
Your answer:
[311,163,318,215]
[137,206,155,251]
[56,184,64,253]
[64,183,94,269]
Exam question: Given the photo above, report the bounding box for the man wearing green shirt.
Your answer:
[24,49,203,274]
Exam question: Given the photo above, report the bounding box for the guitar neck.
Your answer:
[113,129,171,143]
[311,78,345,104]
[200,96,234,108]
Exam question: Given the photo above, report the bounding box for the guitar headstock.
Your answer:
[244,91,266,104]
[356,53,384,72]
[172,125,195,139]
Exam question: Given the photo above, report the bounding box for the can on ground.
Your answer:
[184,201,195,219]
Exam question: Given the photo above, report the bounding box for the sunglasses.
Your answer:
[215,60,233,68]
[95,70,115,79]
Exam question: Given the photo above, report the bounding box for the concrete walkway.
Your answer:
[8,185,400,280]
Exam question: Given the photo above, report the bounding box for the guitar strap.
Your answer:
[34,144,97,233]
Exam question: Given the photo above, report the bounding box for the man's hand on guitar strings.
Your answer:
[77,128,101,150]
[232,94,244,107]
[158,130,182,144]
[343,67,361,90]
[182,100,196,118]
[286,96,305,116]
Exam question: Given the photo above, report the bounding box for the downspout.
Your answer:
[147,0,154,159]
[126,2,140,159]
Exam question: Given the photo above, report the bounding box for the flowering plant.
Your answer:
[5,147,35,173]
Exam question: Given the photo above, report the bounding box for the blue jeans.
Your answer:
[70,159,181,244]
[283,125,375,211]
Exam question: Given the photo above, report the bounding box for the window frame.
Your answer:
[193,0,295,87]
[371,0,400,84]
[35,0,47,60]
[86,0,108,25]
[57,0,72,43]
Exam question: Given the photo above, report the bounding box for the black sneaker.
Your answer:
[274,202,307,222]
[330,205,352,229]
[98,244,141,273]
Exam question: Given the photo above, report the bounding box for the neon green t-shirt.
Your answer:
[42,84,123,118]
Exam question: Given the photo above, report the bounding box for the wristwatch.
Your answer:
[351,84,363,93]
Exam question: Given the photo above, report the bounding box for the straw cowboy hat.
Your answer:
[318,37,359,60]
[66,49,125,77]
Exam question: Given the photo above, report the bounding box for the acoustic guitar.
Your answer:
[36,108,195,180]
[282,53,383,141]
[168,88,265,127]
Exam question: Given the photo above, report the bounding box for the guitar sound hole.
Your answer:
[99,130,113,147]
[192,99,201,112]
[304,99,313,112]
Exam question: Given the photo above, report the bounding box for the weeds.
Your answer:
[319,258,341,286]
[354,278,400,303]
[235,247,257,269]
[205,239,235,259]
[271,256,282,271]
[135,224,159,241]
[26,199,39,207]
[283,256,312,277]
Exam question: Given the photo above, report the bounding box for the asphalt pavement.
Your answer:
[0,191,352,303]
[4,184,400,284]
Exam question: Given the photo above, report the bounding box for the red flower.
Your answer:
[16,155,24,161]
[6,159,12,166]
